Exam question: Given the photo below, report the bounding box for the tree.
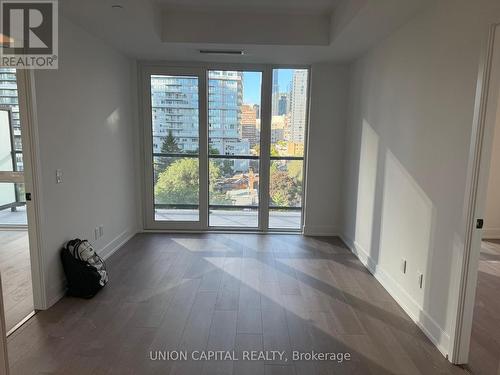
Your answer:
[251,144,280,157]
[270,166,301,207]
[154,158,231,205]
[155,131,181,180]
[287,160,303,183]
[155,158,199,205]
[162,130,181,154]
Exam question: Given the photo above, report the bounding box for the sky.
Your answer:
[242,69,294,105]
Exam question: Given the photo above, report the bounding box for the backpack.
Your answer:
[61,239,108,298]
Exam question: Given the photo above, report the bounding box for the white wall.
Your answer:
[34,17,139,307]
[304,63,349,236]
[484,98,500,239]
[341,0,500,358]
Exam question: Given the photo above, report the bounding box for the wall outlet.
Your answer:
[418,272,424,289]
[99,225,104,237]
[401,259,407,274]
[94,227,99,241]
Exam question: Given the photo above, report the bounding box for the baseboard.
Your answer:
[483,228,500,239]
[97,227,137,261]
[46,280,67,309]
[302,225,339,236]
[339,233,451,359]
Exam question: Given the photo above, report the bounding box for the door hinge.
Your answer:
[25,192,32,201]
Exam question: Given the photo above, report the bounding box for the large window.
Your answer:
[151,74,200,221]
[208,70,261,228]
[269,69,308,229]
[144,66,309,231]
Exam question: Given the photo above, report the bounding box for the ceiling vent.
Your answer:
[199,49,245,55]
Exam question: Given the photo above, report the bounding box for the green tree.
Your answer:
[270,166,301,207]
[287,160,303,183]
[162,130,181,154]
[155,131,181,180]
[251,144,280,157]
[155,158,231,205]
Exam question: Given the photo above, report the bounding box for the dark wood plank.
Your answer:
[4,233,467,375]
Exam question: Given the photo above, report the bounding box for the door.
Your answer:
[0,69,35,333]
[0,273,10,375]
[143,67,207,230]
[207,69,263,228]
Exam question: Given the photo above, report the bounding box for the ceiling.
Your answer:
[60,0,433,64]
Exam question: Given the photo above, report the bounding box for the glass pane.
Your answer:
[151,74,200,223]
[0,68,22,153]
[270,69,308,157]
[0,182,27,225]
[209,208,258,228]
[269,160,303,208]
[209,158,259,227]
[209,158,259,206]
[154,157,199,221]
[208,70,261,157]
[150,75,199,155]
[269,209,301,229]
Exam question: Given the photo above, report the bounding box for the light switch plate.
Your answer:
[56,169,63,184]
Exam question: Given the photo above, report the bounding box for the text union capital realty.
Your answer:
[149,350,351,363]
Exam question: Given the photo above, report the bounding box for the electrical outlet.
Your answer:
[94,227,99,241]
[99,225,104,237]
[418,272,424,289]
[401,259,407,274]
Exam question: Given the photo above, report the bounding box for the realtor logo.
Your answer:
[0,0,58,68]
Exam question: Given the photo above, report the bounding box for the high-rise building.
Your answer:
[271,115,286,143]
[0,68,22,171]
[207,70,248,157]
[278,93,288,115]
[240,104,258,147]
[272,70,279,116]
[150,71,249,156]
[289,70,308,143]
[151,75,199,153]
[253,104,260,119]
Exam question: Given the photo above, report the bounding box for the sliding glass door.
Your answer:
[208,70,262,228]
[142,65,309,231]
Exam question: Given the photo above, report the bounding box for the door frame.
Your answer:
[0,273,10,374]
[451,22,500,364]
[138,61,311,233]
[15,70,47,310]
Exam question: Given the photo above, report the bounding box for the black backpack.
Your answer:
[60,239,108,298]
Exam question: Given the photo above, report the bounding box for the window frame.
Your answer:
[139,62,311,232]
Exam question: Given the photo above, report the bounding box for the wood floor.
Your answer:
[468,239,500,375]
[0,230,34,332]
[7,233,466,375]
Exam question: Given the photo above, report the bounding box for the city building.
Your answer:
[289,69,308,143]
[151,71,249,156]
[272,70,279,115]
[253,103,260,119]
[271,115,287,144]
[0,68,22,170]
[278,93,288,115]
[240,104,258,147]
